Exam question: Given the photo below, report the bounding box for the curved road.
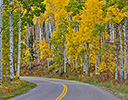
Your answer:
[9,77,122,100]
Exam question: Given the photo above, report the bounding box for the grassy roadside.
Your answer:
[54,76,128,100]
[57,76,128,100]
[0,80,36,100]
[81,77,128,100]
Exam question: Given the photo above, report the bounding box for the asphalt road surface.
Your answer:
[9,76,123,100]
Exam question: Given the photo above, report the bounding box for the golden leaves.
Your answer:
[106,4,125,23]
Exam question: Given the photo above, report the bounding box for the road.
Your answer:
[9,76,122,100]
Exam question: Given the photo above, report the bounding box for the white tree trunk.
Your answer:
[45,21,49,69]
[95,44,97,74]
[68,55,70,64]
[119,23,123,81]
[83,53,86,75]
[52,21,55,32]
[17,9,21,76]
[115,26,118,80]
[87,43,90,76]
[59,64,61,74]
[45,21,49,46]
[10,6,14,81]
[32,26,35,61]
[112,23,114,41]
[81,57,83,68]
[39,17,42,42]
[49,20,52,36]
[109,22,113,41]
[103,37,105,43]
[32,26,34,41]
[98,54,100,67]
[73,55,75,68]
[29,61,31,69]
[85,52,88,75]
[109,23,114,41]
[42,23,44,39]
[52,21,55,57]
[0,0,3,80]
[75,57,77,70]
[124,17,127,80]
[64,43,66,73]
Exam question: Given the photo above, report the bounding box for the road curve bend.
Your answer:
[9,76,122,100]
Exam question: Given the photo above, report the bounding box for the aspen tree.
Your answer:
[9,0,14,81]
[119,23,123,81]
[115,25,118,80]
[0,0,3,81]
[124,17,127,80]
[17,6,21,76]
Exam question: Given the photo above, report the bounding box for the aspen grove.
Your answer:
[0,0,128,82]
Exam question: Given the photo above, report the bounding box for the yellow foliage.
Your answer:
[39,38,50,59]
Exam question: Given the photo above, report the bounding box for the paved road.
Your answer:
[9,76,122,100]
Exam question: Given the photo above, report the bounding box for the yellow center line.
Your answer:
[57,84,67,100]
[28,78,68,100]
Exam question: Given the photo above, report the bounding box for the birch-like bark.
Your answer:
[26,31,28,46]
[36,25,38,40]
[48,20,52,63]
[95,44,97,74]
[98,54,100,67]
[109,22,112,41]
[115,26,118,80]
[29,61,31,69]
[83,53,86,75]
[81,57,83,68]
[99,33,101,64]
[32,26,35,61]
[52,21,55,57]
[59,64,61,74]
[64,43,66,73]
[124,17,127,80]
[87,43,90,76]
[32,26,34,41]
[112,23,114,41]
[109,23,114,41]
[28,26,30,37]
[80,57,84,74]
[49,20,52,36]
[0,0,3,80]
[45,21,49,69]
[5,63,7,81]
[73,55,75,68]
[75,57,77,70]
[28,26,31,64]
[10,5,14,81]
[52,21,55,32]
[37,24,40,64]
[45,21,49,46]
[85,51,88,75]
[42,23,44,39]
[98,34,101,69]
[68,55,70,64]
[39,17,42,42]
[119,23,123,81]
[103,37,105,43]
[17,9,21,76]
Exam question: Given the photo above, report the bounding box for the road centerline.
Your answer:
[29,78,68,100]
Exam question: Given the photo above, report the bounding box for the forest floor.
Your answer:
[0,80,36,100]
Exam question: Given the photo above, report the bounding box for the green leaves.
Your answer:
[65,0,84,17]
